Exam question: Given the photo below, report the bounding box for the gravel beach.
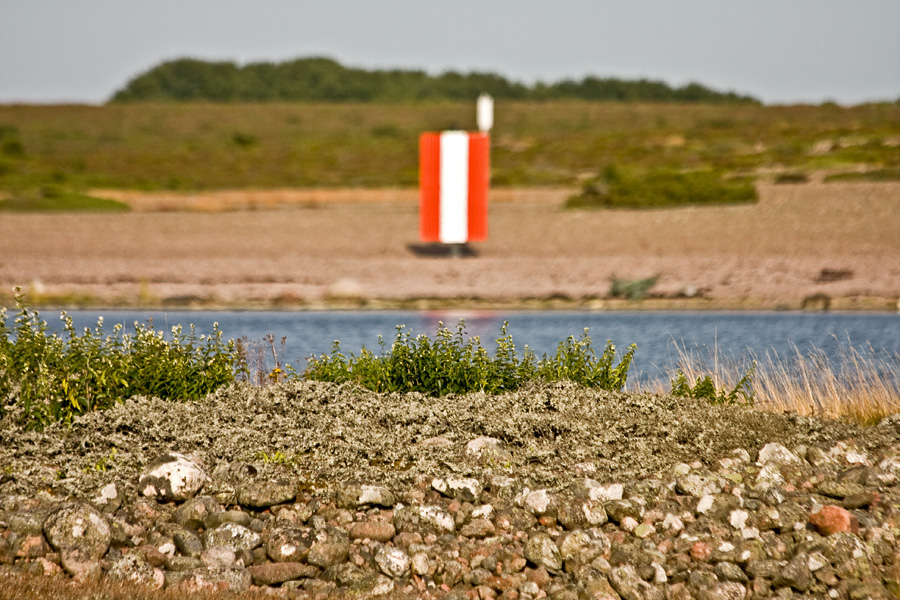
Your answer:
[1,182,898,310]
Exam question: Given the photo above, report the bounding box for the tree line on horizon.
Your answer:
[109,57,760,104]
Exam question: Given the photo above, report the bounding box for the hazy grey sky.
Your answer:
[1,0,898,105]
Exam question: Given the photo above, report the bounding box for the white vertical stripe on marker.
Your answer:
[439,131,469,244]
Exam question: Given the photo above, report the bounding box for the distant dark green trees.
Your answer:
[110,57,759,104]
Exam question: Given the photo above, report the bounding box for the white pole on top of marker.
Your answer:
[477,94,494,133]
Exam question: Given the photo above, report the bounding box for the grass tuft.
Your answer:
[647,338,900,425]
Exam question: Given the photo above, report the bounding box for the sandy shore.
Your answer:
[1,182,898,310]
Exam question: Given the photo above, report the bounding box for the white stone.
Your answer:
[524,489,553,515]
[466,437,504,458]
[845,450,869,465]
[587,483,623,502]
[411,552,430,576]
[673,463,691,475]
[754,464,785,491]
[661,513,684,533]
[358,485,394,507]
[729,509,749,529]
[375,546,411,578]
[757,443,803,466]
[808,552,829,571]
[432,477,482,502]
[419,506,455,533]
[139,453,207,502]
[730,448,751,462]
[620,516,638,532]
[696,495,715,515]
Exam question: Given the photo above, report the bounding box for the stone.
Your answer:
[675,474,723,497]
[608,564,664,600]
[349,520,396,543]
[393,504,455,535]
[91,482,121,513]
[138,452,207,502]
[604,499,642,525]
[557,529,610,564]
[203,509,251,529]
[171,526,204,558]
[267,526,315,562]
[166,555,203,571]
[411,552,430,576]
[236,477,297,508]
[745,559,785,580]
[308,528,350,569]
[432,477,483,503]
[699,582,746,600]
[106,553,165,588]
[816,480,865,499]
[59,546,103,583]
[248,562,319,585]
[758,443,804,466]
[557,498,608,530]
[375,545,411,578]
[201,545,237,569]
[521,489,555,516]
[43,502,111,560]
[337,483,396,508]
[184,566,251,592]
[773,552,812,592]
[809,504,860,536]
[308,540,350,569]
[466,437,512,464]
[714,561,748,583]
[11,533,46,559]
[203,522,262,552]
[753,464,785,491]
[460,517,496,538]
[524,533,562,573]
[173,495,221,529]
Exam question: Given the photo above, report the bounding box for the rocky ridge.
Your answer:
[1,381,900,599]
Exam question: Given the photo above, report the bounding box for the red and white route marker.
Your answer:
[419,130,490,243]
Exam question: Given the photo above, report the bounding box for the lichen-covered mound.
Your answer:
[1,382,900,599]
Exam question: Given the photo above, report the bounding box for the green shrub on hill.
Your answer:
[110,57,759,104]
[567,165,758,209]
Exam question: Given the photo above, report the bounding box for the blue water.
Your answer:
[49,309,900,384]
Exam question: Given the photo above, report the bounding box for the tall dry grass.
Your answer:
[647,338,900,425]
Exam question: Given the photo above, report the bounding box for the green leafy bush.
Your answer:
[301,321,636,395]
[567,165,758,209]
[669,364,755,405]
[0,292,236,429]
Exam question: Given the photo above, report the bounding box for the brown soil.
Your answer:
[1,183,898,310]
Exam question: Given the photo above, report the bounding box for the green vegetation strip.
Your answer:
[1,102,897,194]
[0,186,129,212]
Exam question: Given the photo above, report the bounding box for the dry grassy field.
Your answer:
[1,181,898,311]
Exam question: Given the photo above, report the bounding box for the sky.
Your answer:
[1,0,898,106]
